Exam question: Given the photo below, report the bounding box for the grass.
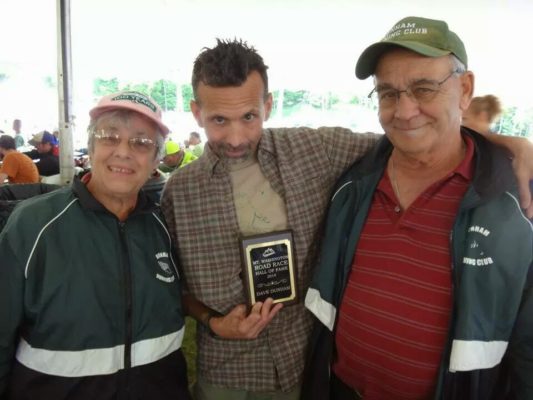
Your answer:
[182,317,197,389]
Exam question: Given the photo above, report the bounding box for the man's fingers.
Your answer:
[511,153,533,214]
[236,299,284,339]
[269,302,283,319]
[259,298,274,319]
[260,298,283,321]
[212,301,283,339]
[517,174,533,218]
[231,304,248,317]
[250,301,264,316]
[211,304,247,338]
[518,182,531,214]
[251,299,283,334]
[525,201,533,219]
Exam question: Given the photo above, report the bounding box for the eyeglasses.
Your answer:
[368,69,461,108]
[93,130,157,154]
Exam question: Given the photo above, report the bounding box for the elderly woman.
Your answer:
[0,91,190,399]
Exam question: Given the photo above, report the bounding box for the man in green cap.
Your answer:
[159,140,197,173]
[303,16,532,400]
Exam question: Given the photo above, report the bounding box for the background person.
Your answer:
[0,135,39,184]
[0,90,191,399]
[188,131,204,157]
[304,16,533,400]
[159,140,197,173]
[12,119,25,148]
[24,130,59,176]
[462,94,503,134]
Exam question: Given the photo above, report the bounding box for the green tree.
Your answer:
[283,90,308,108]
[181,84,194,112]
[271,90,281,115]
[93,78,119,96]
[349,95,361,105]
[151,80,177,111]
[496,107,532,137]
[309,92,341,110]
[521,108,533,138]
[122,82,150,95]
[498,107,518,136]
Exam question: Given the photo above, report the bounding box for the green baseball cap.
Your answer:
[355,16,468,79]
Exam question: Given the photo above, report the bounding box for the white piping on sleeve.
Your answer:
[24,198,79,278]
[505,192,533,232]
[331,181,352,202]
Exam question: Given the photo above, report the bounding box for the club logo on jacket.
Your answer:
[463,225,494,267]
[155,252,175,283]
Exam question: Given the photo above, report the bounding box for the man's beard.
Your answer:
[211,142,254,165]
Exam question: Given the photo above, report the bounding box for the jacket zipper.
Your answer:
[118,222,133,390]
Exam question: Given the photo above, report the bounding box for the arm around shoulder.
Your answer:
[309,127,382,179]
[482,134,533,217]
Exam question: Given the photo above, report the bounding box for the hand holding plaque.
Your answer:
[209,298,283,339]
[240,230,297,306]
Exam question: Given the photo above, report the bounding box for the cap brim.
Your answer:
[28,139,39,146]
[90,104,170,136]
[355,41,451,79]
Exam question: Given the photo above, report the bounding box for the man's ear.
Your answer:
[459,71,475,112]
[190,100,204,127]
[264,93,273,121]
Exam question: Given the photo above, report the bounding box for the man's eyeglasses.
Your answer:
[368,69,461,108]
[93,130,157,154]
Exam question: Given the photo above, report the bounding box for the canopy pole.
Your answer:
[57,0,75,185]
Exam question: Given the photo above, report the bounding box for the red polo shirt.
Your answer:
[333,136,475,399]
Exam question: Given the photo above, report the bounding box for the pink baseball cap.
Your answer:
[89,91,169,135]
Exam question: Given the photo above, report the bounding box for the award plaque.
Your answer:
[240,230,297,306]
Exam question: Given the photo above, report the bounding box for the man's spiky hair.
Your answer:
[191,38,269,100]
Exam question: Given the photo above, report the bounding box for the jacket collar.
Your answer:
[346,128,516,201]
[72,175,157,217]
[461,127,516,199]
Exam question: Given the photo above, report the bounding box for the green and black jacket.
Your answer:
[0,177,189,400]
[303,129,533,400]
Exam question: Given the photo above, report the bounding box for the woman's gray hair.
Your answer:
[87,109,165,160]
